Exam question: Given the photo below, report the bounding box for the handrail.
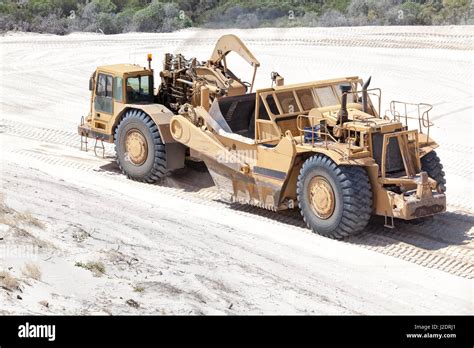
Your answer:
[387,101,433,141]
[345,88,382,117]
[296,114,338,148]
[344,125,359,156]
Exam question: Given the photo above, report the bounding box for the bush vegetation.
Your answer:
[0,0,471,35]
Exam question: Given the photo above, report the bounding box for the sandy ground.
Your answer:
[0,26,473,314]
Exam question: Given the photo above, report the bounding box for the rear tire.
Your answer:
[114,109,169,183]
[297,155,372,239]
[421,151,446,192]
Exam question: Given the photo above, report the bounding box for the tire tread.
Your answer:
[114,109,169,183]
[296,154,373,239]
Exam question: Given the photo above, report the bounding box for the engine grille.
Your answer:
[372,133,405,173]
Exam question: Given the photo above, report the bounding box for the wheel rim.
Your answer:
[307,176,335,219]
[125,129,148,166]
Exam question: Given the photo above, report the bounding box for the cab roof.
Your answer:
[272,76,360,91]
[97,63,151,75]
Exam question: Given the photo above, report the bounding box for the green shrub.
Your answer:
[132,0,164,32]
[0,0,471,35]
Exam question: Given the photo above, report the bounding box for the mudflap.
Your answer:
[164,142,186,171]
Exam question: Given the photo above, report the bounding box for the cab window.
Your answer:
[126,75,153,103]
[113,77,123,102]
[95,73,113,113]
[264,94,279,116]
[275,91,300,114]
[96,73,113,98]
[314,86,338,106]
[296,89,316,110]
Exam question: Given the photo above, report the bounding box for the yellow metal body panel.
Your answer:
[79,35,445,222]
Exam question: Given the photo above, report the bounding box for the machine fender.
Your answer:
[296,147,375,167]
[418,133,439,158]
[113,106,186,170]
[419,144,439,158]
[113,104,178,144]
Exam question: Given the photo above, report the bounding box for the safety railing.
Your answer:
[386,101,433,142]
[296,115,361,160]
[296,115,338,147]
[295,115,349,160]
[344,125,359,159]
[346,88,382,117]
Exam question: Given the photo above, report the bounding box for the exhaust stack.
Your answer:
[362,76,371,113]
[338,84,352,125]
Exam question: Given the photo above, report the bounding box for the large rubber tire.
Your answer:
[114,109,169,183]
[297,155,373,239]
[421,150,446,192]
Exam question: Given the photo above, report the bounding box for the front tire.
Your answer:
[114,109,169,183]
[297,155,372,239]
